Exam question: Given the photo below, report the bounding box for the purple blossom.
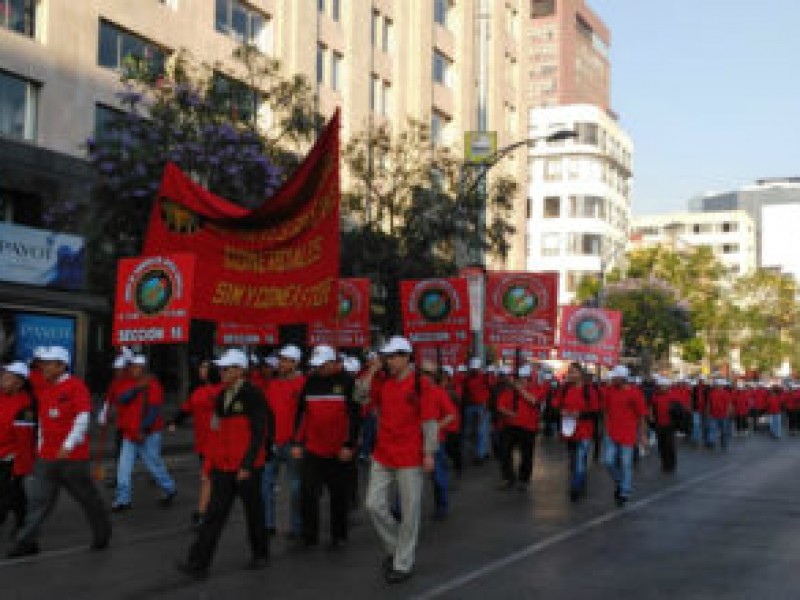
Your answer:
[117,90,143,105]
[99,162,115,174]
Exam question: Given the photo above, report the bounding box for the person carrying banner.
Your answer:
[111,355,177,512]
[291,345,358,549]
[602,366,649,506]
[178,349,272,579]
[8,346,111,558]
[263,345,305,539]
[359,336,438,584]
[0,362,36,536]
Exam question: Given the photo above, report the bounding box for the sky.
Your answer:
[588,0,800,215]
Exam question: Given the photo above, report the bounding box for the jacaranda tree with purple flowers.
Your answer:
[80,45,321,291]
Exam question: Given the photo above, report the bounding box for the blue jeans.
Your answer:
[570,439,591,494]
[464,405,489,460]
[691,412,702,443]
[769,413,782,438]
[709,417,731,449]
[115,432,176,505]
[262,443,302,533]
[603,436,635,498]
[360,414,377,459]
[432,443,449,515]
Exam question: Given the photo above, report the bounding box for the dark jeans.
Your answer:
[500,427,536,484]
[0,461,27,527]
[16,460,110,547]
[656,425,676,472]
[188,467,267,570]
[787,410,800,433]
[301,453,349,544]
[444,432,463,477]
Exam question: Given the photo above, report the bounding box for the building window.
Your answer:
[98,20,166,77]
[331,0,340,21]
[215,0,267,52]
[543,196,560,218]
[722,244,739,254]
[432,50,452,87]
[568,233,603,256]
[159,0,179,9]
[434,0,450,28]
[317,0,325,12]
[721,222,738,233]
[0,0,35,37]
[541,233,561,257]
[431,110,450,147]
[370,74,378,112]
[380,80,390,117]
[0,70,38,141]
[544,157,562,181]
[526,197,532,219]
[382,17,392,52]
[569,195,606,219]
[531,0,555,18]
[692,223,712,234]
[211,72,260,124]
[575,121,599,146]
[316,44,326,85]
[371,9,379,46]
[94,103,125,142]
[330,51,342,92]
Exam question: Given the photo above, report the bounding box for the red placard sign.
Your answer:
[558,306,622,366]
[401,278,471,366]
[113,254,195,345]
[216,322,279,346]
[309,278,371,348]
[484,271,559,361]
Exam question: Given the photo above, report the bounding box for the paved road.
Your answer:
[2,433,800,599]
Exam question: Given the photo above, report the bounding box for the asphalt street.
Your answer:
[2,432,800,600]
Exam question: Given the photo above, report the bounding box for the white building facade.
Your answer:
[630,210,757,277]
[526,104,633,304]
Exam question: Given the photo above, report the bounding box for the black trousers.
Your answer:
[500,427,536,484]
[656,426,676,473]
[787,410,800,433]
[188,467,267,570]
[0,461,27,527]
[301,453,348,544]
[444,432,463,477]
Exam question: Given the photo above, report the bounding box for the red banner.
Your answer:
[143,112,340,325]
[484,271,559,361]
[401,278,471,367]
[558,306,622,366]
[113,254,195,345]
[216,322,279,347]
[308,278,371,348]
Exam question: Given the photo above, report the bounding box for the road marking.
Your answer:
[411,462,739,600]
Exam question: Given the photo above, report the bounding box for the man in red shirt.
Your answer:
[707,379,733,450]
[602,366,648,506]
[426,364,457,519]
[650,376,680,473]
[263,345,305,538]
[111,355,177,511]
[361,336,438,584]
[463,358,491,463]
[496,364,541,492]
[8,347,111,558]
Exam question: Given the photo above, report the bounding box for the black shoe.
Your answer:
[614,485,621,501]
[176,560,208,580]
[615,495,629,508]
[382,555,394,574]
[111,502,132,513]
[159,490,177,508]
[266,526,277,537]
[569,489,582,502]
[90,536,111,551]
[246,556,269,570]
[385,567,413,584]
[7,541,39,559]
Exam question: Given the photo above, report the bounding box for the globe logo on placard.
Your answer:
[502,284,538,318]
[338,291,354,318]
[134,269,173,315]
[575,316,606,345]
[418,288,452,323]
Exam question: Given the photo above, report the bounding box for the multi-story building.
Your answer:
[0,0,527,377]
[629,211,757,277]
[690,178,800,281]
[525,104,633,304]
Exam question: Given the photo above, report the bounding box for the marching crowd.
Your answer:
[0,339,798,584]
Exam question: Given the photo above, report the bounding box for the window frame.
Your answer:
[0,69,39,142]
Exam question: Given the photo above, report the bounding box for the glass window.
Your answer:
[318,0,325,12]
[94,103,125,142]
[568,233,602,256]
[382,17,392,52]
[721,222,738,233]
[330,51,342,92]
[575,121,599,145]
[541,233,561,256]
[316,44,326,85]
[380,80,390,117]
[369,74,378,111]
[332,0,340,21]
[98,20,166,78]
[431,110,450,147]
[211,72,260,124]
[215,0,268,51]
[432,50,452,87]
[544,157,562,181]
[0,70,38,141]
[434,0,449,27]
[371,9,379,46]
[569,195,606,219]
[543,196,560,218]
[1,0,35,36]
[531,0,555,18]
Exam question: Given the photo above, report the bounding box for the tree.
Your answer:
[341,120,518,333]
[71,45,321,292]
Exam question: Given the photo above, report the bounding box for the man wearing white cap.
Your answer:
[291,345,359,549]
[361,336,438,584]
[8,347,111,558]
[602,366,648,507]
[262,345,305,538]
[111,354,177,511]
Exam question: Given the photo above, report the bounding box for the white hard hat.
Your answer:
[278,345,303,362]
[214,349,248,369]
[3,361,29,379]
[308,345,337,367]
[380,336,413,355]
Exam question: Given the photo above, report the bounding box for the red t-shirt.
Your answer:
[708,388,732,419]
[38,375,92,461]
[497,384,541,432]
[265,374,306,446]
[181,383,223,456]
[0,390,36,475]
[464,373,491,406]
[433,384,459,441]
[766,392,783,415]
[603,385,647,446]
[651,390,678,427]
[553,384,600,441]
[373,371,438,468]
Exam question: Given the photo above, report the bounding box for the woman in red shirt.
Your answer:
[0,363,36,534]
[552,363,600,501]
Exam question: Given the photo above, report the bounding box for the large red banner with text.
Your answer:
[309,278,371,348]
[401,278,471,366]
[558,306,622,366]
[143,112,340,325]
[215,322,279,346]
[113,254,195,345]
[484,271,559,361]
